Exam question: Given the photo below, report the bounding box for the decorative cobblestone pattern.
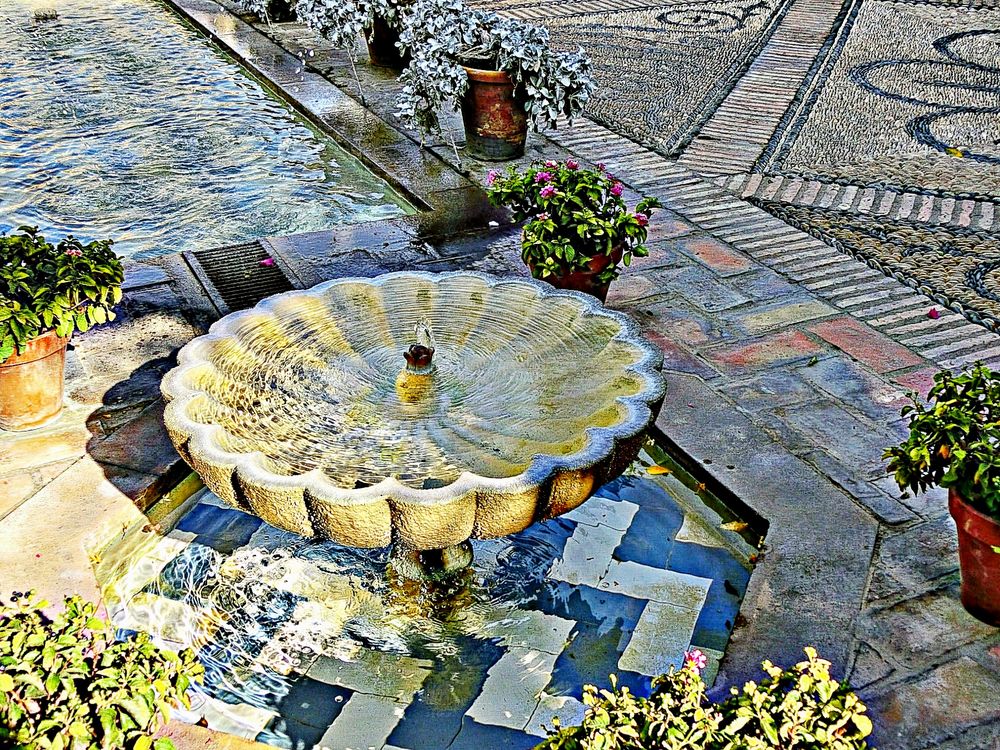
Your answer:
[466,0,791,156]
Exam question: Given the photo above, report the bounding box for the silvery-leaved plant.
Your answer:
[395,0,475,134]
[394,0,595,135]
[294,0,406,50]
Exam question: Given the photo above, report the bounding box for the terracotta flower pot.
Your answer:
[527,245,624,303]
[460,65,528,161]
[366,15,408,69]
[950,489,1000,626]
[0,330,69,431]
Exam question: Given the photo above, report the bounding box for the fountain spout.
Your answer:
[403,320,435,374]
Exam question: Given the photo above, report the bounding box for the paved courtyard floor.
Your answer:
[1,0,999,748]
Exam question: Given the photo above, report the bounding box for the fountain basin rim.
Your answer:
[161,271,666,546]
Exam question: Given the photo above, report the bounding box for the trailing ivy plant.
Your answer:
[885,363,1000,520]
[0,592,203,750]
[536,648,873,750]
[0,227,124,363]
[395,0,595,136]
[486,160,661,283]
[295,0,407,47]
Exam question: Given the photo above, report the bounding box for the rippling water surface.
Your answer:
[96,450,756,748]
[0,0,411,258]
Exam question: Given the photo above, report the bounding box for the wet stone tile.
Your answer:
[666,265,752,313]
[860,585,998,668]
[177,504,263,554]
[797,356,911,423]
[870,657,1000,749]
[702,330,826,375]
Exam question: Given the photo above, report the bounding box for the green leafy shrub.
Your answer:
[0,226,123,363]
[0,593,203,750]
[885,363,1000,520]
[536,648,873,750]
[486,160,661,283]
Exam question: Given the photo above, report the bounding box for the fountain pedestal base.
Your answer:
[390,541,474,580]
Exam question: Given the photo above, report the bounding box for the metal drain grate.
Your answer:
[187,241,295,313]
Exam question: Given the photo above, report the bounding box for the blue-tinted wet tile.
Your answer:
[255,678,352,749]
[156,544,222,598]
[387,636,504,750]
[533,581,646,632]
[669,542,750,653]
[449,717,539,750]
[178,503,262,554]
[612,489,684,569]
[547,618,650,699]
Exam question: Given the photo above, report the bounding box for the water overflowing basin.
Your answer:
[161,272,666,556]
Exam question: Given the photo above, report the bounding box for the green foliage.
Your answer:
[0,593,203,750]
[536,649,873,750]
[0,227,123,363]
[487,161,662,283]
[885,363,1000,520]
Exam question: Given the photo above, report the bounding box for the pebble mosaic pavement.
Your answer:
[469,0,1000,334]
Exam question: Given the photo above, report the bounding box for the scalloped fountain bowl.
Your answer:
[161,271,665,562]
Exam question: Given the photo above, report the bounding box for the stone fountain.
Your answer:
[161,271,665,576]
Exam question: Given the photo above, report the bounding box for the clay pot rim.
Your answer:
[949,488,1000,541]
[462,64,512,84]
[0,329,70,367]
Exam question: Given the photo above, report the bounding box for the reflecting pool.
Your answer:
[0,0,412,258]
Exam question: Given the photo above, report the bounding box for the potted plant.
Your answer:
[396,1,595,160]
[294,0,410,68]
[536,647,873,749]
[885,363,1000,626]
[0,226,123,431]
[0,592,203,748]
[486,160,661,301]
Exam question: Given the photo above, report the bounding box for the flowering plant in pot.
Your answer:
[0,226,123,431]
[885,363,1000,626]
[536,647,873,749]
[396,0,595,159]
[486,160,661,301]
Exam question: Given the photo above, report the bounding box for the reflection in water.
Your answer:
[98,463,754,748]
[0,0,411,258]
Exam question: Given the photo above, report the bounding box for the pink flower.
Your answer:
[635,213,649,227]
[534,171,554,184]
[597,163,606,171]
[65,247,82,257]
[539,185,557,198]
[566,159,579,170]
[486,169,500,186]
[927,307,940,319]
[260,258,275,267]
[610,182,624,197]
[545,160,558,168]
[536,212,550,221]
[684,649,707,673]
